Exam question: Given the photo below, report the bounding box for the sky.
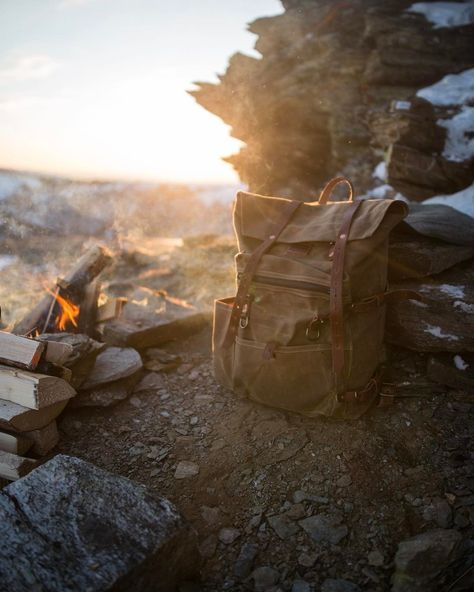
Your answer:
[0,0,282,183]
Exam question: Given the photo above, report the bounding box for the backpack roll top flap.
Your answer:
[234,190,408,247]
[214,180,412,419]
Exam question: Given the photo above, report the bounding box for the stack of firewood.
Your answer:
[0,331,77,479]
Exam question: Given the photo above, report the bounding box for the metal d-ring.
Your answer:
[306,315,324,341]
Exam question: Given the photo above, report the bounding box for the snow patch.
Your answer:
[454,354,469,371]
[408,2,474,29]
[453,300,474,313]
[424,324,459,341]
[372,161,387,182]
[440,284,466,299]
[423,182,474,218]
[417,68,474,107]
[0,255,17,271]
[439,106,474,162]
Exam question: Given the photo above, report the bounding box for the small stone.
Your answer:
[423,499,452,528]
[199,534,217,559]
[336,474,352,488]
[292,580,311,592]
[200,506,221,528]
[268,514,299,540]
[298,552,318,568]
[286,503,306,521]
[321,579,361,592]
[299,514,348,545]
[174,461,199,479]
[293,490,328,505]
[190,416,199,425]
[218,527,240,545]
[234,543,258,579]
[129,396,142,408]
[251,566,279,592]
[189,370,200,381]
[368,549,384,567]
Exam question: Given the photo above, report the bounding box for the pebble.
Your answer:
[299,514,348,545]
[129,396,142,408]
[336,474,352,488]
[200,506,221,527]
[293,490,329,505]
[321,578,361,592]
[292,581,311,592]
[298,551,318,568]
[218,527,241,545]
[174,460,199,479]
[368,549,384,567]
[267,514,299,540]
[234,543,258,579]
[251,566,279,592]
[199,534,217,559]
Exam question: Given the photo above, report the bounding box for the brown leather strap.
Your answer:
[330,199,362,392]
[337,371,381,404]
[351,289,424,313]
[318,176,354,205]
[223,199,302,348]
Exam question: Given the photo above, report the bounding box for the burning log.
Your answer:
[13,245,113,336]
[0,365,76,410]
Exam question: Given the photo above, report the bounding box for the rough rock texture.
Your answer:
[81,347,143,390]
[191,0,474,199]
[0,455,199,591]
[391,529,469,591]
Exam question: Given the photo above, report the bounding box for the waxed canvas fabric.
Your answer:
[213,191,408,419]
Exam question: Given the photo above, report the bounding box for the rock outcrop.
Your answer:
[190,0,474,200]
[0,455,199,591]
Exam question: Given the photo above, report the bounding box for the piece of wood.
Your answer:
[76,279,101,336]
[0,399,68,433]
[13,245,113,336]
[102,287,209,349]
[24,421,59,456]
[386,263,474,352]
[0,331,45,371]
[0,365,76,409]
[389,237,473,280]
[95,298,127,323]
[41,340,74,366]
[0,431,33,455]
[0,450,36,481]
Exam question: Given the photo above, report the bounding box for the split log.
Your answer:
[95,297,127,323]
[36,333,105,389]
[76,279,101,336]
[41,340,74,366]
[389,237,473,281]
[13,245,113,336]
[102,287,209,349]
[24,421,59,456]
[386,263,474,352]
[0,365,76,409]
[0,331,45,370]
[0,431,32,455]
[0,450,36,481]
[0,399,68,433]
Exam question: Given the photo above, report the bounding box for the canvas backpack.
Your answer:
[212,177,422,419]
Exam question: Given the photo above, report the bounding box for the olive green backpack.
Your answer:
[212,177,421,419]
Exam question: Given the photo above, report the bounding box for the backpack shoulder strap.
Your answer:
[330,199,362,393]
[223,198,302,349]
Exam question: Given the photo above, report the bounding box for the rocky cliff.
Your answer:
[190,0,474,201]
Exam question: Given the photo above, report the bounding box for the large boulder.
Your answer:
[0,455,200,591]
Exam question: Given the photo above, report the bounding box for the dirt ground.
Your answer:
[56,323,474,591]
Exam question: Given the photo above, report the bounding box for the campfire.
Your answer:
[0,243,207,480]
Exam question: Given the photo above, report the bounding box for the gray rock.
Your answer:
[81,346,142,389]
[251,566,279,591]
[336,474,352,488]
[368,549,384,567]
[293,490,329,505]
[298,551,318,568]
[292,580,311,592]
[234,543,258,579]
[218,527,240,545]
[422,499,453,528]
[268,513,299,540]
[0,454,199,591]
[299,514,348,545]
[321,579,361,592]
[134,372,165,393]
[174,461,200,479]
[392,529,463,592]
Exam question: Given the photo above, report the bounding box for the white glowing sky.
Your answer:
[0,0,282,183]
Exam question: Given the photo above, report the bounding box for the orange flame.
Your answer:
[45,287,80,331]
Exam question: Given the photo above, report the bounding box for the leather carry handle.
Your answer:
[318,176,354,205]
[223,198,302,349]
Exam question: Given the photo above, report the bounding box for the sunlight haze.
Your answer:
[0,0,282,183]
